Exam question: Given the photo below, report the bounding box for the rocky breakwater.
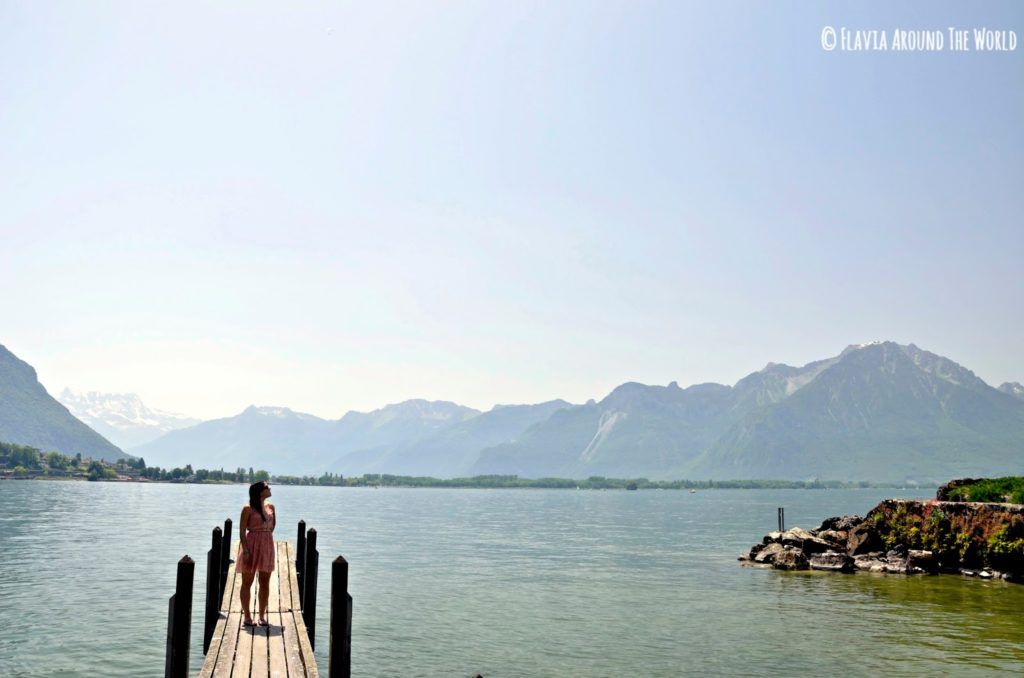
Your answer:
[740,498,1024,582]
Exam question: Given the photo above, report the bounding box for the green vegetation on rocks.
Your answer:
[942,477,1024,504]
[868,499,1024,573]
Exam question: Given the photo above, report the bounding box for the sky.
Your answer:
[1,1,1021,420]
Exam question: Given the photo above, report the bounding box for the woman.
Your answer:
[238,480,276,627]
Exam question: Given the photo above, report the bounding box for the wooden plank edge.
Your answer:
[291,608,319,677]
[279,607,305,677]
[211,612,244,678]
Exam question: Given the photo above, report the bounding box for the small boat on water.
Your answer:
[689,489,697,493]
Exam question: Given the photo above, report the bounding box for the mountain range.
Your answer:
[130,399,571,476]
[2,341,1022,482]
[472,342,1024,483]
[0,344,127,461]
[129,341,1023,483]
[58,388,201,449]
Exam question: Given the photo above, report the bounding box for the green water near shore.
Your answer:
[1,482,1022,676]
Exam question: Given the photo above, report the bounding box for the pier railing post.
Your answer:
[203,526,223,654]
[220,518,233,603]
[303,527,319,649]
[329,556,352,678]
[165,555,195,678]
[296,519,307,603]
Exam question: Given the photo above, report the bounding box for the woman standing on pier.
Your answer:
[238,480,276,627]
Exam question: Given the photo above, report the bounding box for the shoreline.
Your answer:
[0,474,931,491]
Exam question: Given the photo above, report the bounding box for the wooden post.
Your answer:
[778,507,785,532]
[329,556,352,678]
[203,526,223,654]
[303,528,319,650]
[220,517,233,601]
[296,519,307,603]
[165,555,195,678]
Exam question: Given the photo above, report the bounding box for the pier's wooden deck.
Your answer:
[199,541,318,677]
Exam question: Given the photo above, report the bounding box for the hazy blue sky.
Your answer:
[2,1,1021,420]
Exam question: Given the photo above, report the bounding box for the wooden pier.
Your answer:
[199,540,317,677]
[164,521,352,678]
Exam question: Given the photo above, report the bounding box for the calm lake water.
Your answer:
[1,482,1023,676]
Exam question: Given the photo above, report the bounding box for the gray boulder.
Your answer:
[801,535,837,555]
[754,542,786,564]
[817,515,863,532]
[744,543,765,561]
[847,523,883,555]
[883,557,908,574]
[886,545,908,558]
[779,527,835,555]
[772,548,809,571]
[809,552,854,573]
[854,554,887,572]
[780,527,815,546]
[816,529,848,546]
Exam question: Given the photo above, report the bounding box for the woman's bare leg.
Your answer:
[258,571,271,621]
[241,571,256,623]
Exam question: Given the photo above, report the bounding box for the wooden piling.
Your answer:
[220,518,233,601]
[303,528,319,650]
[165,555,195,678]
[296,519,307,602]
[203,526,223,654]
[778,507,785,532]
[329,556,352,678]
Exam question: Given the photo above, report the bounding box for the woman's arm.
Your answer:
[239,505,251,559]
[268,503,277,532]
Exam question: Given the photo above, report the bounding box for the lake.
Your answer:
[1,482,1023,676]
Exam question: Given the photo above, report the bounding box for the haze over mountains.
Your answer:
[128,341,1024,483]
[473,342,1024,483]
[130,399,570,477]
[2,341,1022,482]
[58,388,201,449]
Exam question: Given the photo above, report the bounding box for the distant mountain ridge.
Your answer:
[58,388,201,449]
[999,382,1024,400]
[18,340,1022,483]
[333,399,573,476]
[131,399,490,475]
[0,345,127,461]
[472,342,1024,483]
[684,342,1024,483]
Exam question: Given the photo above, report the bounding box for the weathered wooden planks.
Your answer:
[199,549,245,678]
[210,614,242,678]
[250,622,269,678]
[196,540,318,677]
[279,543,306,675]
[232,614,256,678]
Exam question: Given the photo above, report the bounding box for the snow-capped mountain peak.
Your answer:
[59,388,202,449]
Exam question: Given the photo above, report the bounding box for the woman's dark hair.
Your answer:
[248,481,268,521]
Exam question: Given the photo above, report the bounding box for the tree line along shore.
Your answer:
[2,439,916,490]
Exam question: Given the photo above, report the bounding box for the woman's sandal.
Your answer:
[243,618,256,628]
[258,618,269,627]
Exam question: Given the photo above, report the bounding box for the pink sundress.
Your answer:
[237,503,276,573]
